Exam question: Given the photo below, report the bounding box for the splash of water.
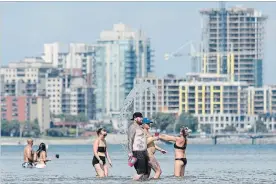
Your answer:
[117,82,157,152]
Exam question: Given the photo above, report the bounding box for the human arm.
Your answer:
[26,148,34,162]
[159,134,178,142]
[105,141,112,167]
[33,151,38,162]
[127,124,136,157]
[93,139,103,165]
[155,145,167,154]
[147,136,159,145]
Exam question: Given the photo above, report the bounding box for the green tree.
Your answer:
[151,113,176,132]
[249,120,268,133]
[165,123,175,133]
[47,128,69,137]
[175,113,198,133]
[200,124,212,134]
[223,125,237,133]
[22,120,41,137]
[78,113,89,122]
[1,120,10,136]
[64,115,77,122]
[53,114,65,119]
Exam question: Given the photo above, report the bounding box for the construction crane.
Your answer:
[164,40,202,73]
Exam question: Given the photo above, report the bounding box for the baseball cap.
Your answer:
[142,118,153,124]
[130,112,143,120]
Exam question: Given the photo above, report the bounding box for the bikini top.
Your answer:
[174,137,187,150]
[97,146,106,153]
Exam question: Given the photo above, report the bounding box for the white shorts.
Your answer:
[36,164,46,169]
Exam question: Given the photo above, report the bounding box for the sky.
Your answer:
[1,1,276,84]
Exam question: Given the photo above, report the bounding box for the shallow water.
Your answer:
[1,144,276,184]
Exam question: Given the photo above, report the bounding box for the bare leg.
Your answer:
[147,166,152,179]
[133,174,143,181]
[174,160,183,177]
[149,156,162,179]
[180,165,186,177]
[103,164,109,177]
[94,164,105,177]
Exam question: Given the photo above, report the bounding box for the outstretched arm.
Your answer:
[159,134,178,142]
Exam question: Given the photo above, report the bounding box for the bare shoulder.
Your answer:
[176,136,185,143]
[41,151,46,156]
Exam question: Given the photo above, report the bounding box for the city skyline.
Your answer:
[1,1,276,84]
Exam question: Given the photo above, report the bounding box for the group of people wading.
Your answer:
[22,111,189,180]
[93,112,190,180]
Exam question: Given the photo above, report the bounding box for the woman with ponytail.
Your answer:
[159,127,191,177]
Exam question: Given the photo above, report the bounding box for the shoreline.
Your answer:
[1,134,276,145]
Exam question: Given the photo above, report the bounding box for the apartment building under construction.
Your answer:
[200,5,267,87]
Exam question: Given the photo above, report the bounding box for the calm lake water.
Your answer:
[1,144,276,184]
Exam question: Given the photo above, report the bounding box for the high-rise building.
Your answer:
[0,57,53,96]
[62,77,96,120]
[133,74,185,118]
[30,96,51,133]
[45,69,63,115]
[246,85,276,115]
[42,42,96,86]
[179,73,254,132]
[0,95,50,133]
[95,23,153,118]
[200,6,267,87]
[45,69,96,119]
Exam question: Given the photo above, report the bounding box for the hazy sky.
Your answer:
[1,2,276,84]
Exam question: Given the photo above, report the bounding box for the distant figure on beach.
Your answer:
[92,128,112,177]
[22,139,35,168]
[34,142,50,168]
[159,127,191,177]
[142,118,167,179]
[127,112,149,180]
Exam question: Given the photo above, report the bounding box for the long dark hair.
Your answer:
[181,127,188,147]
[37,143,47,158]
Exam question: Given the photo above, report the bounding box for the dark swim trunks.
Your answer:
[92,156,106,166]
[133,150,149,175]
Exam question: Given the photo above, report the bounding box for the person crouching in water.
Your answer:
[22,139,35,168]
[159,127,191,177]
[34,143,50,168]
[142,118,167,179]
[92,128,112,177]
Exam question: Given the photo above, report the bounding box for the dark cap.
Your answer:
[131,112,143,120]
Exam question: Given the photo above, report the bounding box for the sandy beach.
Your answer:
[1,134,276,145]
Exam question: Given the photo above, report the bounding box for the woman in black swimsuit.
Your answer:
[92,128,112,177]
[159,127,191,177]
